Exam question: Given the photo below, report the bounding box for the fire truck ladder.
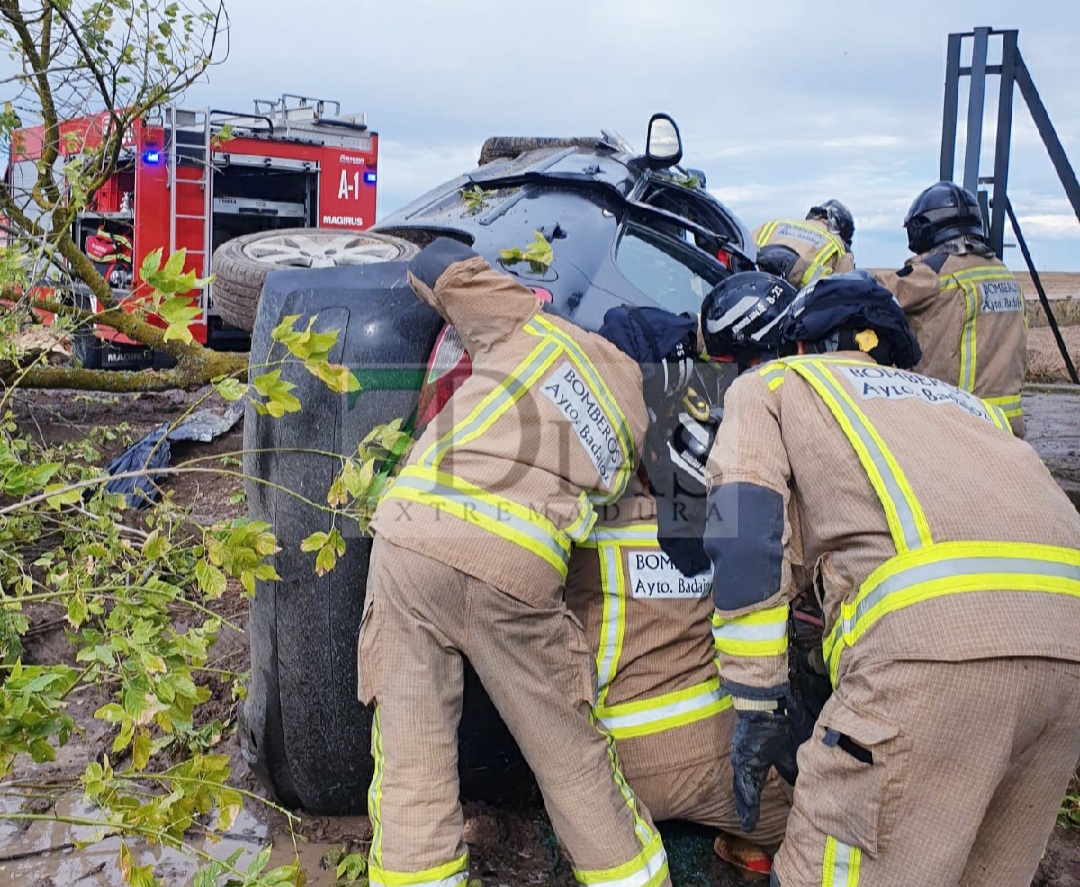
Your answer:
[165,106,212,317]
[941,26,1079,383]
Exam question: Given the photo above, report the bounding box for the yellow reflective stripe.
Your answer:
[420,338,562,468]
[525,314,636,499]
[800,240,843,288]
[755,220,780,247]
[386,466,571,576]
[565,491,599,543]
[595,538,628,704]
[958,278,978,391]
[822,835,862,887]
[596,676,732,740]
[940,266,1014,393]
[368,706,386,866]
[823,541,1080,683]
[789,359,932,553]
[985,393,1022,418]
[592,710,657,849]
[711,605,789,657]
[576,829,668,887]
[758,361,788,391]
[368,853,469,887]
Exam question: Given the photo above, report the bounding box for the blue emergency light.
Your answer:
[143,150,161,165]
[363,170,377,185]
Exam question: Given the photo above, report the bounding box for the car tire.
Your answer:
[242,263,534,814]
[212,229,420,333]
[477,136,602,167]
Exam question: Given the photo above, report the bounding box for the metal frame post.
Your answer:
[939,32,963,182]
[962,27,990,196]
[988,30,1018,255]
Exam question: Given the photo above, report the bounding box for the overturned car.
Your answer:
[232,115,754,813]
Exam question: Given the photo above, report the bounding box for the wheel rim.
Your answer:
[240,232,407,269]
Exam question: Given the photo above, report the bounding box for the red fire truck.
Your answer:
[6,94,378,368]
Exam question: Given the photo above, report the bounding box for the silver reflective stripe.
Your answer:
[836,553,1080,641]
[583,841,668,887]
[588,525,657,544]
[826,838,859,887]
[598,684,727,733]
[390,473,568,566]
[705,295,761,334]
[421,339,562,468]
[525,317,633,463]
[596,542,624,695]
[711,619,787,643]
[369,874,468,887]
[797,362,925,552]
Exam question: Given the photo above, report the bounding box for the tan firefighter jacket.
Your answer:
[565,486,729,780]
[877,243,1027,435]
[704,352,1080,696]
[752,217,855,289]
[371,255,648,609]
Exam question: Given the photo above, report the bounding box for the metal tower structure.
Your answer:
[941,26,1079,383]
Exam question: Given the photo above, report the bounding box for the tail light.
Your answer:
[416,324,472,427]
[715,249,732,269]
[415,287,550,427]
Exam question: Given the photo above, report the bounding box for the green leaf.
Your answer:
[213,377,246,402]
[313,528,346,577]
[158,296,202,344]
[139,248,165,284]
[131,730,152,771]
[300,531,328,553]
[500,231,553,268]
[194,560,227,598]
[252,371,301,418]
[246,846,273,879]
[307,359,361,394]
[67,592,89,628]
[44,483,82,510]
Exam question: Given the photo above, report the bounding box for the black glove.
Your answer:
[731,702,800,832]
[598,306,699,400]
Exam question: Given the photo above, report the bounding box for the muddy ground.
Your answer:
[2,345,1080,886]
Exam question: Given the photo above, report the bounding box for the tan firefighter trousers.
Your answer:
[773,656,1080,887]
[358,536,671,886]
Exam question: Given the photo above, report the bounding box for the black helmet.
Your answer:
[780,270,921,369]
[807,199,855,247]
[756,244,801,283]
[701,271,797,368]
[903,181,986,254]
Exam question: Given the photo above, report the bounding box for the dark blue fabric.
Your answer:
[781,270,922,369]
[407,237,479,289]
[705,481,785,612]
[598,305,697,366]
[102,426,171,507]
[721,679,792,701]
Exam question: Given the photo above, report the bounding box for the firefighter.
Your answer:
[359,238,695,887]
[877,180,1027,435]
[753,201,855,290]
[565,273,798,881]
[704,270,1080,886]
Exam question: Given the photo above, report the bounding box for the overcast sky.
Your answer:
[178,1,1080,271]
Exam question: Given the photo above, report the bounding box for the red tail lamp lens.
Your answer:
[416,324,472,427]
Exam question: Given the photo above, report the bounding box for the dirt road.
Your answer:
[2,382,1079,887]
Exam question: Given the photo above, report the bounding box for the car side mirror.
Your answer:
[645,113,683,169]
